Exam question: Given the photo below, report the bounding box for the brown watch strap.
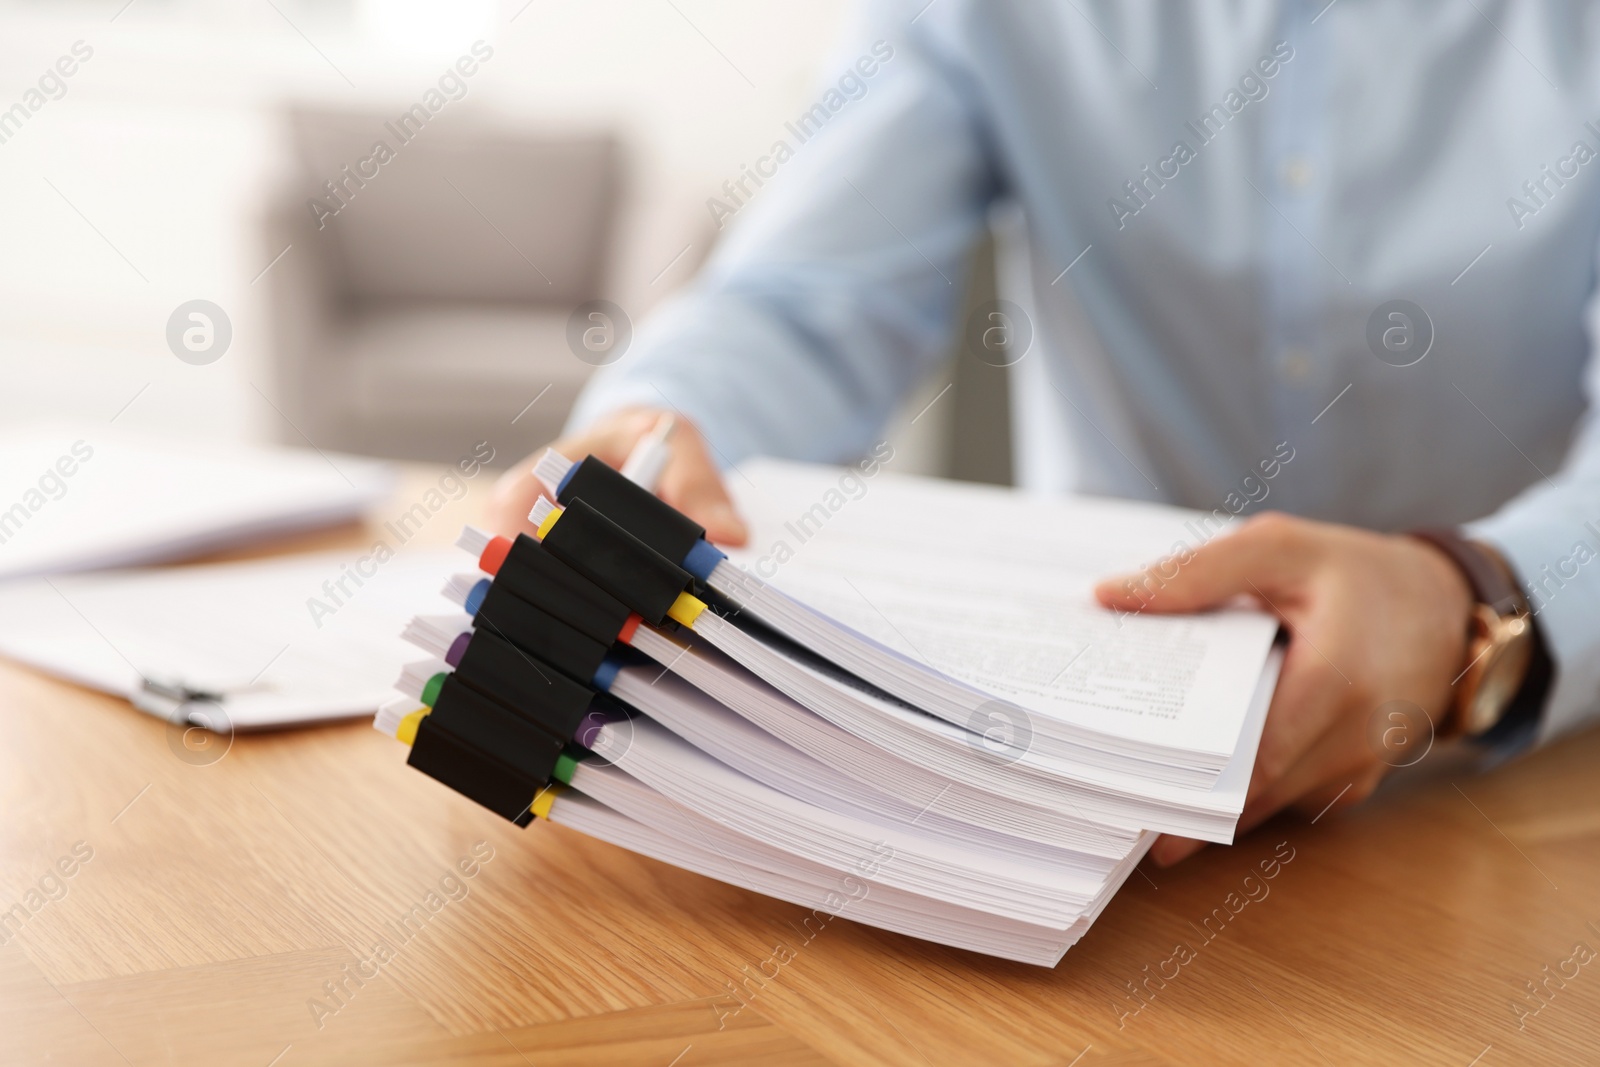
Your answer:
[1409,527,1524,617]
[1409,526,1550,746]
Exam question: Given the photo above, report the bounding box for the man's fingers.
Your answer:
[1157,734,1372,869]
[1239,714,1378,831]
[485,407,691,537]
[559,408,672,470]
[1290,765,1386,819]
[658,425,748,546]
[1152,687,1363,868]
[486,464,547,536]
[1149,834,1208,867]
[556,407,748,546]
[1159,750,1381,870]
[1094,512,1314,615]
[1241,638,1355,810]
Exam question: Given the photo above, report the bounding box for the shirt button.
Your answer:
[1276,346,1313,383]
[1282,156,1314,190]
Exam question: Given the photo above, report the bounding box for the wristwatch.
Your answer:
[1409,528,1534,739]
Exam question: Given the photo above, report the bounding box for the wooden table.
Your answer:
[4,470,1598,1067]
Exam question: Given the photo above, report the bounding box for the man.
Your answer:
[491,1,1600,864]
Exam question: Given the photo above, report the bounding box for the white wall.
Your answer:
[0,0,848,445]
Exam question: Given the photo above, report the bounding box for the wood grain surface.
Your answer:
[2,468,1597,1066]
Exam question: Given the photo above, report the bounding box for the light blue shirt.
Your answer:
[570,0,1600,743]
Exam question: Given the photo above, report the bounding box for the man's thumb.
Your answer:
[1094,515,1300,614]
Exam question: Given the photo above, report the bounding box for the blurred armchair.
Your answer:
[261,108,622,464]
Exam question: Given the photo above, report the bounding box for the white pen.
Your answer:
[619,412,676,492]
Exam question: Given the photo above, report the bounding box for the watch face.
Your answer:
[1467,631,1532,735]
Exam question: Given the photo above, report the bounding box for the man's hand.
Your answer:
[487,407,748,545]
[1094,512,1475,866]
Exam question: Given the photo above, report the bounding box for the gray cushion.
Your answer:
[335,305,592,419]
[289,109,618,305]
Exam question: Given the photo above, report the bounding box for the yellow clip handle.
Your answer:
[397,707,430,745]
[536,506,563,541]
[667,592,707,628]
[530,783,564,820]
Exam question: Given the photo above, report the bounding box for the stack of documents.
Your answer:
[0,423,414,727]
[377,458,1282,965]
[0,549,456,728]
[0,424,393,581]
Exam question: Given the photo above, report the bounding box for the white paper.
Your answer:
[724,459,1280,759]
[0,548,460,728]
[0,423,392,581]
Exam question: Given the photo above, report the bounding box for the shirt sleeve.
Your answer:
[565,5,999,466]
[1466,245,1600,745]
